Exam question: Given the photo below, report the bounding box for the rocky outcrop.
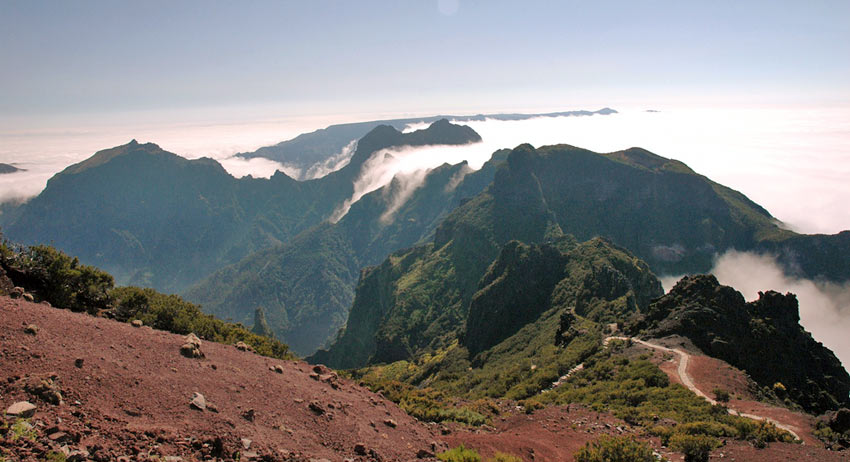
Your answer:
[464,241,568,355]
[180,333,204,358]
[635,274,850,414]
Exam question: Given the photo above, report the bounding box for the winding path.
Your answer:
[574,336,805,442]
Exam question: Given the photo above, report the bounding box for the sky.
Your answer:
[1,0,849,122]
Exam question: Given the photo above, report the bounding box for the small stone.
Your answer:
[180,342,203,358]
[383,418,397,428]
[74,358,84,368]
[241,438,252,450]
[131,320,143,327]
[190,392,206,411]
[354,443,368,455]
[164,457,184,462]
[67,449,90,462]
[6,401,37,417]
[24,324,39,335]
[273,365,285,374]
[48,431,71,443]
[10,287,24,298]
[235,341,253,352]
[22,293,34,302]
[417,449,434,459]
[242,408,255,421]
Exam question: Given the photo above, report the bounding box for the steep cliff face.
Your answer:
[636,275,850,414]
[464,241,568,356]
[465,238,664,358]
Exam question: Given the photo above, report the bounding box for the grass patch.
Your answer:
[529,345,796,448]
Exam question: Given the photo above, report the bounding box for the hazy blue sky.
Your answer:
[2,0,849,119]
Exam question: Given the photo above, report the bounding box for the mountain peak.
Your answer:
[345,120,481,172]
[58,140,172,176]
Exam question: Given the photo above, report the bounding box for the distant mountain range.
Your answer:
[2,113,849,358]
[0,163,22,174]
[0,120,481,294]
[237,108,616,178]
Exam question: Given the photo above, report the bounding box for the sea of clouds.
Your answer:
[2,106,849,363]
[3,106,848,234]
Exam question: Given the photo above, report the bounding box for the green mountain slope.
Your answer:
[314,142,850,368]
[184,152,508,355]
[2,121,482,294]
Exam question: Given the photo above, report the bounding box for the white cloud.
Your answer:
[2,105,849,235]
[301,139,357,180]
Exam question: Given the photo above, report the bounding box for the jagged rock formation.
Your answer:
[634,274,850,414]
[251,306,274,338]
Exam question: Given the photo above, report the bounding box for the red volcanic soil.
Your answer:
[444,405,675,462]
[687,354,823,446]
[2,297,848,462]
[0,296,441,461]
[711,440,850,462]
[646,338,824,446]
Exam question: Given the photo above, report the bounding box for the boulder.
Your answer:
[22,293,34,302]
[190,392,206,411]
[5,401,37,417]
[131,319,143,327]
[24,373,63,404]
[235,341,254,352]
[829,408,850,433]
[180,333,204,358]
[10,286,24,298]
[24,324,39,335]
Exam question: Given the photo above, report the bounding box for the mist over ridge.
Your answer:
[4,105,847,235]
[662,250,850,369]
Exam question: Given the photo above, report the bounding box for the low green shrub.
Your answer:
[110,286,292,359]
[487,452,522,462]
[712,388,730,403]
[668,434,719,462]
[573,435,656,462]
[438,445,481,462]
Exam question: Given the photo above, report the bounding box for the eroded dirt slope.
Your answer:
[0,296,440,461]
